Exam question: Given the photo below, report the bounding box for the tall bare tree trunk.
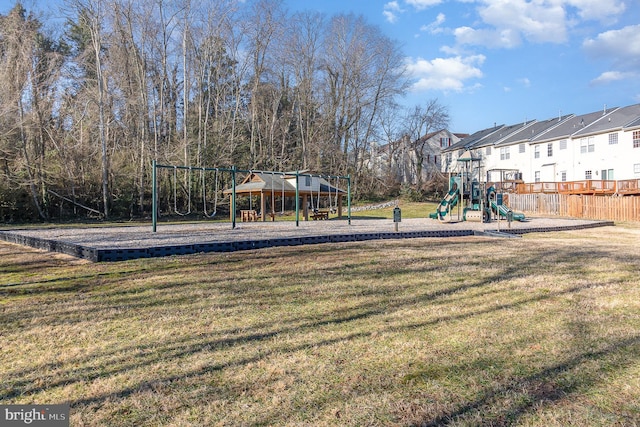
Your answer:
[85,2,110,218]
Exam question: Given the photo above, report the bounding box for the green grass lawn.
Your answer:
[1,222,639,426]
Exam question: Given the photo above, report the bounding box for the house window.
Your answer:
[581,137,595,153]
[634,163,640,174]
[560,171,567,182]
[486,146,492,155]
[534,171,540,182]
[534,145,540,159]
[559,139,567,150]
[440,137,451,147]
[500,147,510,160]
[609,133,618,145]
[585,170,592,179]
[634,131,640,148]
[305,176,312,186]
[547,143,553,157]
[519,143,525,153]
[434,155,438,164]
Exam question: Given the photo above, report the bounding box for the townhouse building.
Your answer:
[443,103,640,186]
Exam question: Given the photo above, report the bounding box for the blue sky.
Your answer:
[3,0,639,134]
[286,0,640,133]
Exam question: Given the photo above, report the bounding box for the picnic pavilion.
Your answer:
[223,172,347,221]
[223,171,346,222]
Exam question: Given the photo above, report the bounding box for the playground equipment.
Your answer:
[429,150,525,223]
[151,161,351,231]
[486,186,526,222]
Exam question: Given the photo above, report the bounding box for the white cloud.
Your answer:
[386,0,402,10]
[566,0,626,21]
[405,0,443,10]
[591,71,637,85]
[518,77,531,88]
[472,0,568,46]
[406,55,485,92]
[439,45,461,56]
[452,0,627,49]
[584,25,640,81]
[583,25,640,58]
[383,10,399,23]
[383,1,403,23]
[454,26,521,48]
[420,13,446,34]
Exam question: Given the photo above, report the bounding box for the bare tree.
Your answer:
[0,4,63,219]
[402,99,449,189]
[1,1,427,221]
[321,13,407,192]
[242,0,285,168]
[65,0,112,217]
[283,11,325,170]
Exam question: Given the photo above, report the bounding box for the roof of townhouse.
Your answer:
[443,125,505,152]
[453,133,470,139]
[572,103,640,137]
[374,128,460,154]
[625,116,640,130]
[495,115,574,147]
[530,108,618,144]
[476,121,532,147]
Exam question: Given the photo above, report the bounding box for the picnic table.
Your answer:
[311,210,329,220]
[241,210,259,222]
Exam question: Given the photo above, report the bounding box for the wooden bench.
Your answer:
[311,210,329,220]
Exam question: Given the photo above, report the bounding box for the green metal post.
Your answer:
[347,174,351,225]
[232,165,236,229]
[152,159,157,232]
[295,170,300,227]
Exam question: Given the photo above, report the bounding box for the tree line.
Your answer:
[0,0,448,221]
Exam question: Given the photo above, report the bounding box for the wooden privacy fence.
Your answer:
[508,194,640,221]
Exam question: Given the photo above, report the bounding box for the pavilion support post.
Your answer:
[260,191,266,221]
[231,166,236,229]
[337,195,343,218]
[303,194,309,220]
[347,174,351,225]
[271,192,276,220]
[152,159,157,232]
[295,171,299,227]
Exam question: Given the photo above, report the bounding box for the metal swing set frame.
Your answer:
[152,161,351,232]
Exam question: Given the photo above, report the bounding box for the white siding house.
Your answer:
[443,103,640,184]
[370,129,464,185]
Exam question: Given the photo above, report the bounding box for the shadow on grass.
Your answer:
[2,236,639,424]
[420,335,640,426]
